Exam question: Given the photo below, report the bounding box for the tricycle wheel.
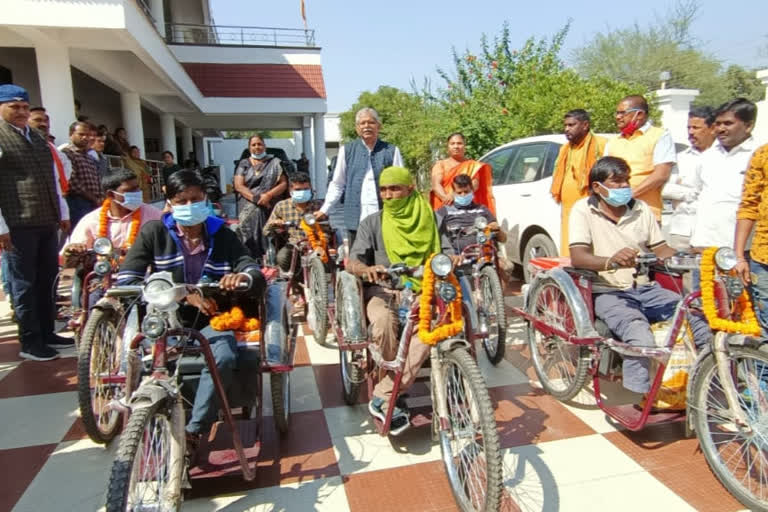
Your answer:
[105,396,184,512]
[692,346,768,511]
[479,265,506,365]
[527,278,589,401]
[77,307,123,444]
[438,347,503,511]
[307,256,329,346]
[271,372,291,435]
[340,349,364,405]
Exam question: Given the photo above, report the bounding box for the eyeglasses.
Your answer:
[615,108,643,116]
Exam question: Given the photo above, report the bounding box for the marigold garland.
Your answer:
[99,198,141,257]
[700,247,761,336]
[300,219,328,263]
[210,306,261,332]
[417,254,464,345]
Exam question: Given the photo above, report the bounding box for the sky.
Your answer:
[210,0,767,113]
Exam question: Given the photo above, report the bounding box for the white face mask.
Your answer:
[113,190,143,211]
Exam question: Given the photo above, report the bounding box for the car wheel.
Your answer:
[522,233,558,283]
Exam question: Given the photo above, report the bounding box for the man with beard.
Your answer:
[550,109,606,255]
[662,106,716,250]
[690,98,758,250]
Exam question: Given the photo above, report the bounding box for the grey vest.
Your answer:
[343,138,396,230]
[0,122,60,228]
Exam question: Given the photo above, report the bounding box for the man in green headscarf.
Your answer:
[348,166,440,436]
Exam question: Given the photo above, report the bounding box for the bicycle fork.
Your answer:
[712,331,752,431]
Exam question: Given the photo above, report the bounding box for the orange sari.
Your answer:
[430,158,496,215]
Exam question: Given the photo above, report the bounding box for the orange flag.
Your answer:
[300,0,307,28]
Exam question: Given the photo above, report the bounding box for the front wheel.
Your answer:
[478,266,507,365]
[271,372,291,435]
[307,257,329,346]
[438,348,502,512]
[105,396,184,512]
[692,346,768,511]
[77,307,123,444]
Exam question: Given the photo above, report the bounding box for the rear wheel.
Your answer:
[522,233,557,283]
[307,257,329,346]
[478,266,506,365]
[527,278,590,401]
[271,372,291,435]
[692,346,768,511]
[77,307,123,444]
[105,396,184,512]
[438,348,502,511]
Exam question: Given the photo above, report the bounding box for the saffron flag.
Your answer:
[300,0,307,28]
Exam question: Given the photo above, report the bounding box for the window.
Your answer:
[481,147,519,185]
[540,142,562,179]
[505,143,550,184]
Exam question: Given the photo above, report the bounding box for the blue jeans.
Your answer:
[749,259,768,336]
[1,251,13,306]
[458,274,478,329]
[594,283,712,393]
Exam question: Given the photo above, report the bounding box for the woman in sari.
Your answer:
[430,132,496,215]
[234,134,288,259]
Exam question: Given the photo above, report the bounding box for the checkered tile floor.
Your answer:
[0,290,751,512]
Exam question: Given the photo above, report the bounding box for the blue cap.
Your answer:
[0,84,29,104]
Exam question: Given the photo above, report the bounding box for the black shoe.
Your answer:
[19,344,59,361]
[48,334,75,349]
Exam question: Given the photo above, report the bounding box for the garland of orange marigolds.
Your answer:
[99,198,141,254]
[210,306,261,332]
[700,247,761,336]
[418,254,464,345]
[300,218,328,263]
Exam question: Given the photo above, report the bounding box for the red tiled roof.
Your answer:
[182,63,326,98]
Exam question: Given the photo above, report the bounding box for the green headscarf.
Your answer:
[380,166,441,291]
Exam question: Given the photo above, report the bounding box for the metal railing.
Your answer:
[166,23,316,47]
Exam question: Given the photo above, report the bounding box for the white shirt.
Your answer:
[662,146,706,236]
[0,124,70,235]
[689,137,758,248]
[320,141,404,223]
[605,121,677,165]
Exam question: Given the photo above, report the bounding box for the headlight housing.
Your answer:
[93,237,113,256]
[714,247,739,272]
[437,282,458,302]
[303,213,316,226]
[141,314,167,339]
[473,216,488,231]
[477,233,488,244]
[430,253,453,278]
[143,273,184,310]
[94,259,112,276]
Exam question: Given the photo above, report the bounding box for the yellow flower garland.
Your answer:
[700,247,761,336]
[417,254,464,345]
[300,219,329,263]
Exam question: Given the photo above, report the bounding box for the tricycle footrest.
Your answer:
[602,404,685,431]
[189,419,261,479]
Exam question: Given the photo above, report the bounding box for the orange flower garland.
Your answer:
[700,247,761,336]
[300,219,328,263]
[210,306,261,332]
[417,254,464,345]
[99,198,141,255]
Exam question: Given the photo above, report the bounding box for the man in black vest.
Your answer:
[0,84,72,360]
[314,107,403,241]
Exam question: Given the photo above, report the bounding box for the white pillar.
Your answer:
[754,69,768,145]
[35,43,75,144]
[148,0,166,38]
[181,126,193,162]
[302,116,312,161]
[312,113,327,198]
[120,92,145,157]
[160,114,176,159]
[653,88,699,145]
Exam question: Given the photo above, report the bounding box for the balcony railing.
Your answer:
[166,23,316,48]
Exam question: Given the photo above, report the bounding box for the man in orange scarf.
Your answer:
[550,109,606,256]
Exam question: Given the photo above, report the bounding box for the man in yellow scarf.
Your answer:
[550,109,606,256]
[347,166,440,436]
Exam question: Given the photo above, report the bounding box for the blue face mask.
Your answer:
[113,190,143,211]
[598,183,633,207]
[454,192,474,207]
[291,189,312,203]
[171,200,210,226]
[251,152,267,160]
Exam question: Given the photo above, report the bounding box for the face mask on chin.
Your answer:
[620,110,643,137]
[251,152,267,160]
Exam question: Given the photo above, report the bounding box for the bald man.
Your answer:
[604,95,676,221]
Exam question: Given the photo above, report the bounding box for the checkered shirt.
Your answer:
[62,144,102,201]
[264,198,324,244]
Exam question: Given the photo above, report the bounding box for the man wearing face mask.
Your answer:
[605,95,676,222]
[569,157,711,395]
[263,171,324,272]
[62,168,162,308]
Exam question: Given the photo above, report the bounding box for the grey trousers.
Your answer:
[594,283,711,393]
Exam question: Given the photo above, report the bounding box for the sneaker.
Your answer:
[369,396,410,436]
[48,334,75,349]
[19,344,59,361]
